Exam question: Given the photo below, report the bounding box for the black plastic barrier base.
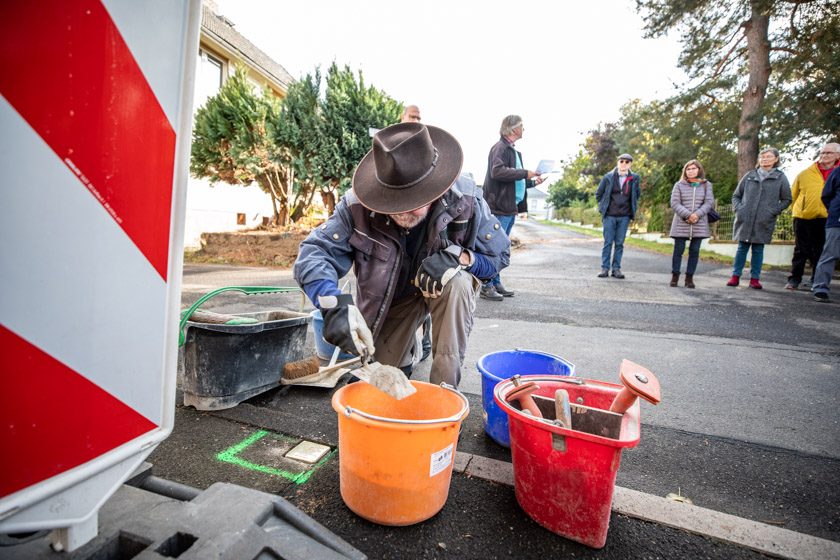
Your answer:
[1,466,366,560]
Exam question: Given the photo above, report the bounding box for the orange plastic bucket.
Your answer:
[331,380,469,526]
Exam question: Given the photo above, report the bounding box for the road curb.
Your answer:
[454,451,840,560]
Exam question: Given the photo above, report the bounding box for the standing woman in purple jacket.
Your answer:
[669,160,715,288]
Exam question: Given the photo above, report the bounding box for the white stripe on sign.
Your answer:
[101,0,195,130]
[0,99,165,424]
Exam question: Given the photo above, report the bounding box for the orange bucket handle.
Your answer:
[343,383,469,424]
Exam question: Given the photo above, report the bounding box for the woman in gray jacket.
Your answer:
[727,147,792,289]
[669,160,714,288]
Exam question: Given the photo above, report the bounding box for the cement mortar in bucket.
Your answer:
[331,380,469,526]
[477,349,575,447]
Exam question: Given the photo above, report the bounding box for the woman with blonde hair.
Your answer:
[669,160,715,288]
[727,147,792,289]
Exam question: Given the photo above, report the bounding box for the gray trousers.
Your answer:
[813,228,840,295]
[373,271,480,388]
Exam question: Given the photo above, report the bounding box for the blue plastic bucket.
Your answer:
[477,349,575,447]
[310,309,355,361]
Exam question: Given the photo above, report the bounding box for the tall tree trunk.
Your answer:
[270,195,279,225]
[320,188,336,215]
[737,4,771,180]
[259,175,283,226]
[285,166,294,226]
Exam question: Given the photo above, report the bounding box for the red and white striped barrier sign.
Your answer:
[0,0,200,549]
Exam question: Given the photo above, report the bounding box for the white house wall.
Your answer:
[184,178,274,248]
[184,5,292,250]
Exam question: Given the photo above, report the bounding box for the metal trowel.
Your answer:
[282,352,416,400]
[352,352,416,400]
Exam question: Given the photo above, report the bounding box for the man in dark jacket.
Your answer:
[481,115,543,300]
[813,166,840,303]
[595,153,641,279]
[294,123,510,387]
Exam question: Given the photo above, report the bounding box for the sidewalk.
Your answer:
[547,217,795,267]
[139,220,840,558]
[143,382,838,560]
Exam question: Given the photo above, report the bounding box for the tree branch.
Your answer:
[720,20,748,49]
[711,32,747,81]
[789,0,800,39]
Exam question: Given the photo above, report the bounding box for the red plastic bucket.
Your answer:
[494,376,641,548]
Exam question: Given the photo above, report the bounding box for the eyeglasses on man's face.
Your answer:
[618,159,631,164]
[819,151,839,156]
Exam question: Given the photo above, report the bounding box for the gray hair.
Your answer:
[500,115,523,136]
[757,147,781,168]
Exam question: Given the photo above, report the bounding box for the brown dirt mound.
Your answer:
[185,224,522,268]
[186,227,311,268]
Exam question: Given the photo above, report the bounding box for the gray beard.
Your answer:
[391,212,427,229]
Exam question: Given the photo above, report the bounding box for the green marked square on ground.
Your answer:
[216,429,335,484]
[237,431,297,466]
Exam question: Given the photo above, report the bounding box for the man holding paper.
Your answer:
[481,115,544,301]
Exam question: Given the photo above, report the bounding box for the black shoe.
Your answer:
[611,270,625,279]
[597,270,609,278]
[480,285,504,301]
[495,283,515,297]
[814,292,829,303]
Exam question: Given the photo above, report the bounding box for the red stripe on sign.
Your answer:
[0,326,158,498]
[0,1,175,280]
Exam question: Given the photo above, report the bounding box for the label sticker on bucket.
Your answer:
[430,444,454,477]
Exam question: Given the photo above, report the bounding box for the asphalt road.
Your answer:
[158,219,840,558]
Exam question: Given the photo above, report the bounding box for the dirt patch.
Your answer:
[185,228,311,268]
[185,226,523,268]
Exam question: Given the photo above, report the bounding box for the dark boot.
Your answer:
[684,274,695,289]
[480,284,504,301]
[495,282,515,297]
[669,273,679,287]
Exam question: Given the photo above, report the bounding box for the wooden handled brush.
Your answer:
[282,355,415,400]
[282,355,360,380]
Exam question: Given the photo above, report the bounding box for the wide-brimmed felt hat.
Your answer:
[352,122,463,214]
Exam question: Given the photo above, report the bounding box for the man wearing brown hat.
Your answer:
[293,123,510,387]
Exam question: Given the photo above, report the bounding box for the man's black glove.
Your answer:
[413,244,466,299]
[318,294,375,357]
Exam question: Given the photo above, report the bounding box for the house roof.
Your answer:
[201,6,294,91]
